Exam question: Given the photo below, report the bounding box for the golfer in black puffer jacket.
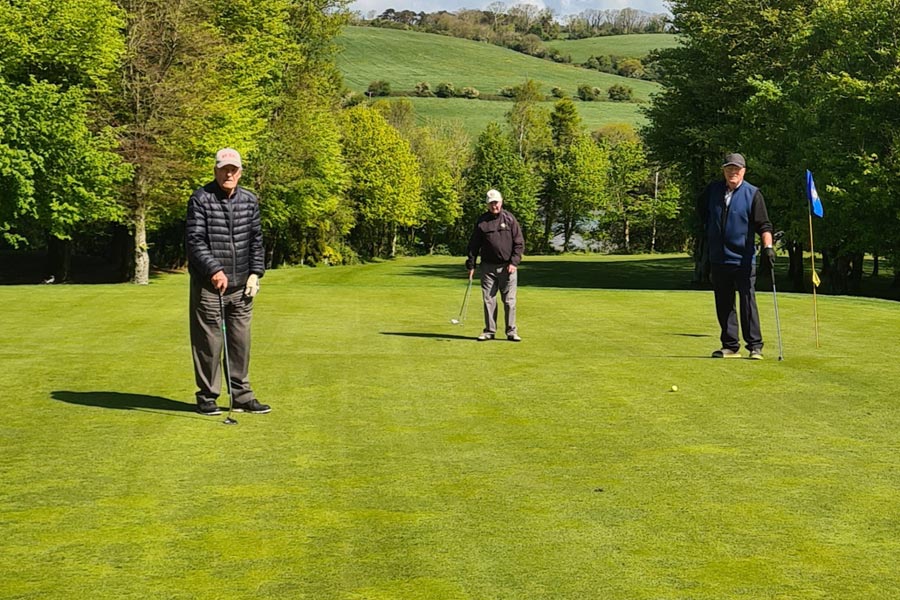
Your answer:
[185,148,270,416]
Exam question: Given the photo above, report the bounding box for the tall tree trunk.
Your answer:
[623,217,631,253]
[133,202,150,285]
[872,252,879,277]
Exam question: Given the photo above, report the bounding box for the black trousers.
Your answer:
[710,263,763,352]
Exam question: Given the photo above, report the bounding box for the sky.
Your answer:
[349,0,670,18]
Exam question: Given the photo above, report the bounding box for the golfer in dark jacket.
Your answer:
[186,148,269,415]
[699,153,774,359]
[466,189,525,342]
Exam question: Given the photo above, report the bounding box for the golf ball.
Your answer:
[671,385,678,392]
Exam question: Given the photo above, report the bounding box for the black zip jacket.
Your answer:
[465,209,524,270]
[186,181,265,289]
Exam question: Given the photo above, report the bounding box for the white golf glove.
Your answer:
[244,274,260,298]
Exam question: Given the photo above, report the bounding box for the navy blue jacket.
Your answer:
[186,182,265,289]
[700,180,772,267]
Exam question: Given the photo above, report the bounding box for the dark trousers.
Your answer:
[190,278,256,404]
[710,263,763,352]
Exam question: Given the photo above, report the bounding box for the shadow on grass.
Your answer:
[51,391,199,416]
[405,256,698,290]
[381,331,473,341]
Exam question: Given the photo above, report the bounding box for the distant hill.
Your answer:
[547,34,680,63]
[336,26,662,101]
[401,97,646,139]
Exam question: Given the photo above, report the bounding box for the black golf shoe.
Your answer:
[232,399,271,414]
[196,400,222,416]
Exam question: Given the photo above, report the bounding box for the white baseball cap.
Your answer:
[486,189,503,203]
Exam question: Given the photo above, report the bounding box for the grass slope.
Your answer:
[3,254,900,599]
[336,26,661,101]
[402,97,646,138]
[547,33,681,63]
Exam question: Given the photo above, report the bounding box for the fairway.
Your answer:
[403,97,647,137]
[336,26,661,101]
[547,33,681,63]
[3,255,900,599]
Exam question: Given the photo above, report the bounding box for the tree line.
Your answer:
[352,5,669,80]
[1,1,682,284]
[643,0,900,293]
[355,5,670,40]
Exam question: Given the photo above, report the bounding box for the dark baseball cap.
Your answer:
[722,153,746,168]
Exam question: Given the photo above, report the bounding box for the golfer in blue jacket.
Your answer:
[699,153,775,360]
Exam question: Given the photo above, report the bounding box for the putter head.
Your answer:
[222,417,238,425]
[450,318,461,325]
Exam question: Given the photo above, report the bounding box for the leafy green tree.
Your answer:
[540,97,583,250]
[596,125,649,252]
[255,92,350,266]
[409,122,471,253]
[0,0,128,279]
[340,105,423,257]
[111,0,262,283]
[0,82,128,260]
[550,135,609,251]
[506,79,550,167]
[367,80,391,96]
[607,84,633,102]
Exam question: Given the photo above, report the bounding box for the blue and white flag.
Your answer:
[806,170,824,218]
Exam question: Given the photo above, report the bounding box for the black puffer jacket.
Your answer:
[186,182,265,289]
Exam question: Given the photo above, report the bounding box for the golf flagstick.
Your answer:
[219,293,238,425]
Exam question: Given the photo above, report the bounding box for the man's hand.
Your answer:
[211,270,228,293]
[245,273,260,298]
[762,247,776,270]
[467,268,475,280]
[507,264,517,274]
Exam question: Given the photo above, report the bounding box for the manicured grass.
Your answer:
[336,26,661,101]
[3,254,900,598]
[401,96,646,138]
[547,33,681,63]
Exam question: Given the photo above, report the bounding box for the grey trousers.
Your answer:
[190,278,256,404]
[481,262,518,336]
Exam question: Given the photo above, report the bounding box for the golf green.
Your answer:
[2,255,898,598]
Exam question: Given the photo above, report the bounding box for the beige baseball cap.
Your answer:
[215,148,242,169]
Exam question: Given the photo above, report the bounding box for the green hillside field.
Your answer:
[3,254,900,598]
[336,26,661,101]
[399,97,646,138]
[548,33,681,63]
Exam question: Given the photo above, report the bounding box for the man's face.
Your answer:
[215,165,242,194]
[723,165,745,189]
[488,200,502,214]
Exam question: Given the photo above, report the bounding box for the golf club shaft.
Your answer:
[219,293,236,421]
[771,271,784,360]
[455,275,473,323]
[460,275,473,322]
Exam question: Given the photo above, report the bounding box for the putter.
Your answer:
[770,231,785,361]
[450,274,473,325]
[218,293,238,425]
